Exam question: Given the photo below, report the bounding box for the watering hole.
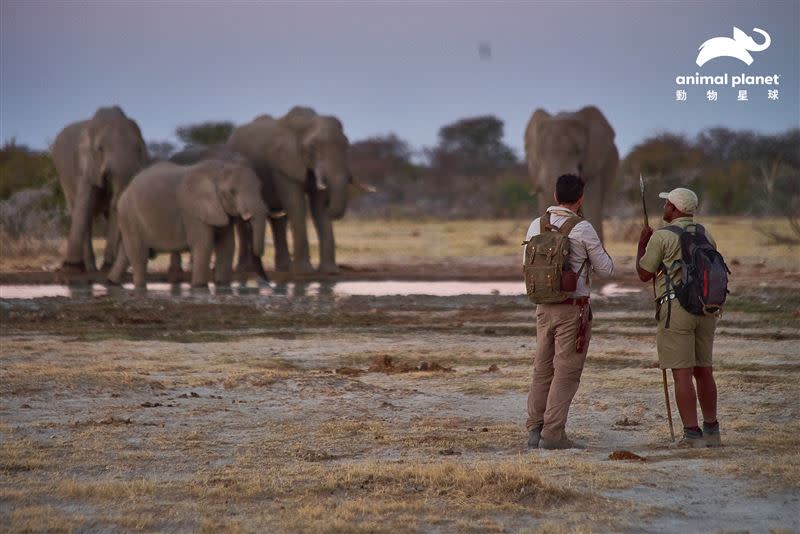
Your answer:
[0,281,642,300]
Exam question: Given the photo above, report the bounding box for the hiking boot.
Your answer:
[527,425,543,449]
[540,436,586,450]
[703,421,722,448]
[672,427,705,449]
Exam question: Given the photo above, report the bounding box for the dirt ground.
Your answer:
[1,218,799,532]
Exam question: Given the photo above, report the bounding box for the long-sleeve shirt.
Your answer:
[524,206,614,298]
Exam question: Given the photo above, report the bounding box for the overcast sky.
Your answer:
[1,1,798,158]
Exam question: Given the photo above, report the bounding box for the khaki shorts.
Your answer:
[657,300,717,369]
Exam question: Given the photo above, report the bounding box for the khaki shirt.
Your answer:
[639,217,717,298]
[524,206,614,297]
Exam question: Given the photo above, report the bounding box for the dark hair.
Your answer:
[555,174,584,204]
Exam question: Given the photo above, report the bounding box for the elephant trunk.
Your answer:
[326,175,349,220]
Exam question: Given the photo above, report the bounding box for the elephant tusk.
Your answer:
[242,212,253,221]
[269,210,287,219]
[315,174,327,191]
[352,179,377,193]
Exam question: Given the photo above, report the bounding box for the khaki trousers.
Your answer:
[526,303,592,441]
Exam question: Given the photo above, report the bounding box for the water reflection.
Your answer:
[0,281,644,300]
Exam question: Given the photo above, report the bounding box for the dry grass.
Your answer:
[3,216,798,272]
[1,262,798,531]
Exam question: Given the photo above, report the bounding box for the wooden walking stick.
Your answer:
[662,368,675,441]
[641,174,675,441]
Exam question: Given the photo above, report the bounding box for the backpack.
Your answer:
[661,223,730,325]
[522,212,585,304]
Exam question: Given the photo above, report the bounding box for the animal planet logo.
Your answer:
[696,27,771,67]
[674,25,781,98]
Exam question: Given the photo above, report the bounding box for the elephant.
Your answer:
[169,144,285,277]
[524,106,618,242]
[107,160,268,288]
[227,107,372,274]
[51,106,148,272]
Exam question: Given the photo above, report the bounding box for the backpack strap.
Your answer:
[557,215,582,237]
[661,225,684,236]
[540,212,552,233]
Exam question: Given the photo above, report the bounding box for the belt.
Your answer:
[657,292,676,305]
[557,296,590,306]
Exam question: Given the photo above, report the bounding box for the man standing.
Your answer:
[636,187,722,448]
[525,174,614,449]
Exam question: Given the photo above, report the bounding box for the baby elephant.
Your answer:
[108,160,267,288]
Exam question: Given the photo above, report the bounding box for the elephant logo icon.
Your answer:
[696,27,771,67]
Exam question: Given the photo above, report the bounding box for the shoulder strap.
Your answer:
[661,225,684,236]
[558,216,582,237]
[539,212,551,233]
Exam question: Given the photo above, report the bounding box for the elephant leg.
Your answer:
[187,224,214,287]
[282,185,313,274]
[167,252,183,283]
[107,242,129,285]
[234,219,255,273]
[214,225,235,286]
[309,188,338,274]
[101,208,120,271]
[122,232,148,289]
[82,225,97,272]
[270,215,290,272]
[64,180,96,271]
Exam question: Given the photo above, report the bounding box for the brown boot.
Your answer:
[703,422,722,448]
[527,425,543,449]
[672,427,705,449]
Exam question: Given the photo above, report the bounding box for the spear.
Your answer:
[640,174,675,442]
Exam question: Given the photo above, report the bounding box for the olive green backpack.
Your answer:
[522,212,583,304]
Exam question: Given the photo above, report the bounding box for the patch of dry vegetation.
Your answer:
[1,278,798,532]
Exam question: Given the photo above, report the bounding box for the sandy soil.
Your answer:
[1,265,799,533]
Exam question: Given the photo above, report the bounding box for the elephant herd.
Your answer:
[51,104,618,288]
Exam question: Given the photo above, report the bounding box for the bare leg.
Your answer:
[671,368,699,428]
[693,366,718,423]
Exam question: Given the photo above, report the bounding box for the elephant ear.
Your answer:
[524,109,551,157]
[77,125,103,188]
[524,109,551,180]
[178,166,230,227]
[576,106,616,178]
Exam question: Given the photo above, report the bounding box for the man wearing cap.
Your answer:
[637,187,721,448]
[525,174,614,450]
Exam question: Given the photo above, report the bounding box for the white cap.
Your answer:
[659,187,698,214]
